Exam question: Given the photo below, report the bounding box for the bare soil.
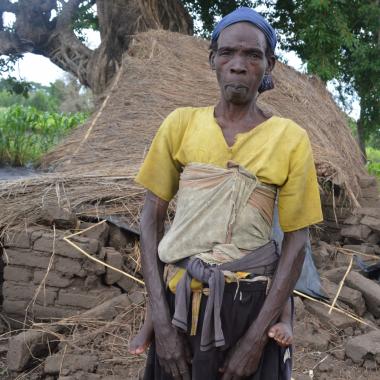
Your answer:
[1,313,379,380]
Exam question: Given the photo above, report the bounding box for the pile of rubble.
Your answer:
[1,195,380,378]
[6,293,145,379]
[294,209,380,378]
[1,206,146,378]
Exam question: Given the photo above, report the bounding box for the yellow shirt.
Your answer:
[136,106,323,232]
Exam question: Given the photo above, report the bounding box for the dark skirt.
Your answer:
[143,281,292,380]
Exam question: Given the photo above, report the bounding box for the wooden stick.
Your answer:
[328,255,353,314]
[293,290,375,329]
[63,237,145,286]
[345,186,361,208]
[337,247,380,260]
[65,221,377,329]
[65,220,107,238]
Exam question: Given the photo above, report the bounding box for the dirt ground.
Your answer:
[0,310,379,380]
[292,345,380,380]
[1,344,378,380]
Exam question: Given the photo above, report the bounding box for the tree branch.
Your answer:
[0,31,29,55]
[0,0,193,95]
[42,0,94,87]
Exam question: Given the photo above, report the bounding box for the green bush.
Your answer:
[0,105,87,166]
[367,147,380,162]
[366,147,380,179]
[367,161,380,177]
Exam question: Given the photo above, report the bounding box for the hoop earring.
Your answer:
[258,73,274,94]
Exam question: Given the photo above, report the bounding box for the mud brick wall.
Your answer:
[320,192,352,243]
[340,176,380,247]
[341,207,380,247]
[320,175,379,243]
[1,221,138,322]
[357,175,380,208]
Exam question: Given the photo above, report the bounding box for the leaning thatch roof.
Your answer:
[41,30,365,185]
[0,30,366,230]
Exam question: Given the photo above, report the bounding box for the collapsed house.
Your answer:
[0,30,379,379]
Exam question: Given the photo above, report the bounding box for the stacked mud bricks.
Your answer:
[1,207,138,324]
[321,175,380,243]
[341,176,380,246]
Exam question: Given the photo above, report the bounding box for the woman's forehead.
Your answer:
[218,22,267,49]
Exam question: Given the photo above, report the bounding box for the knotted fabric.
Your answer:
[172,240,279,351]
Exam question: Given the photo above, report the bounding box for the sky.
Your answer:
[10,29,101,85]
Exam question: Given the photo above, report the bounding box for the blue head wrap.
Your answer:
[211,7,277,52]
[211,7,276,93]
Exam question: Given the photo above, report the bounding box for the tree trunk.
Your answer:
[356,116,367,162]
[87,0,193,94]
[0,0,193,96]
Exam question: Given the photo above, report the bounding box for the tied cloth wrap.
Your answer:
[172,240,279,351]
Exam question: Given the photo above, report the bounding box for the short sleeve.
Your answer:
[278,130,323,232]
[135,109,185,201]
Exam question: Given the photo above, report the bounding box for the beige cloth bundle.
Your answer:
[158,162,277,265]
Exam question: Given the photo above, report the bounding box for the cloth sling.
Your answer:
[159,162,277,265]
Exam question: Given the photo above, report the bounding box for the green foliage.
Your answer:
[0,105,87,166]
[0,77,93,114]
[73,0,99,42]
[0,76,32,98]
[366,146,380,179]
[183,0,254,36]
[0,55,23,76]
[347,118,358,139]
[0,79,58,112]
[367,126,380,148]
[49,77,94,114]
[262,0,380,146]
[367,162,380,178]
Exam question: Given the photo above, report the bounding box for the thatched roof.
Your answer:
[0,30,366,230]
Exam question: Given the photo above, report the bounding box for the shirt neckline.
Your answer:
[209,106,276,149]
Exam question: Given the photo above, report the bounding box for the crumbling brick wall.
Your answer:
[1,217,139,324]
[320,175,380,243]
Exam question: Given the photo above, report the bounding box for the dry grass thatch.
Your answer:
[0,30,366,230]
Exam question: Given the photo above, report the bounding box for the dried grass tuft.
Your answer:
[0,170,144,235]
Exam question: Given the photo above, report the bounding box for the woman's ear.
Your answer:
[209,51,216,70]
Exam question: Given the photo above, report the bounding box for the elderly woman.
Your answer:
[132,7,322,380]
